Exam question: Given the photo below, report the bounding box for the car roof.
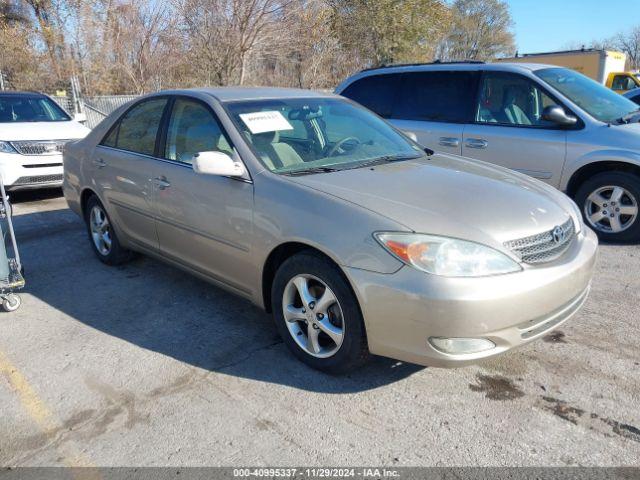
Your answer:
[335,62,560,92]
[166,87,336,102]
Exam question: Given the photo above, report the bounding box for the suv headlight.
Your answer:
[375,232,522,277]
[0,141,16,154]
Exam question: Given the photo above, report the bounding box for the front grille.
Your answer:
[504,218,575,264]
[15,174,63,185]
[9,140,69,156]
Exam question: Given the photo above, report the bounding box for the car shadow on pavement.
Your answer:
[13,205,424,394]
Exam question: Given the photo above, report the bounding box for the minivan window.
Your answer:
[392,71,479,123]
[227,97,423,174]
[165,98,233,164]
[340,74,402,118]
[475,72,557,127]
[103,98,167,155]
[0,95,70,123]
[536,67,639,124]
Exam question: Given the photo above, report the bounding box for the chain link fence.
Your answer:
[51,95,139,129]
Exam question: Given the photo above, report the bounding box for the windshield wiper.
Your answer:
[283,166,340,176]
[344,153,424,170]
[616,109,640,124]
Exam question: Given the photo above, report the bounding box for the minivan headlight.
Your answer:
[0,141,16,154]
[374,233,522,277]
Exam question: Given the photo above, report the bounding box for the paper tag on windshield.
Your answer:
[239,111,293,134]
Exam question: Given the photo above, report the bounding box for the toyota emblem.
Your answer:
[552,225,565,244]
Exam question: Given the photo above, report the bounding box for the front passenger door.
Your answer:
[462,72,567,187]
[153,97,255,295]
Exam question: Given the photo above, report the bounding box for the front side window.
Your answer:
[165,98,232,164]
[393,71,479,123]
[103,98,167,156]
[475,72,557,127]
[227,97,423,174]
[612,75,636,91]
[0,95,70,123]
[536,67,639,124]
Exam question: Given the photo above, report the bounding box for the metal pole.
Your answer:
[0,71,5,91]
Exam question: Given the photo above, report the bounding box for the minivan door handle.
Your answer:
[438,137,460,148]
[154,176,171,190]
[93,158,107,168]
[465,138,488,149]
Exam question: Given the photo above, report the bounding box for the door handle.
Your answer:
[465,138,488,149]
[93,158,107,168]
[154,176,171,190]
[438,137,460,148]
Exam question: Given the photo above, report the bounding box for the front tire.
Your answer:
[575,171,640,243]
[84,195,133,265]
[271,252,369,374]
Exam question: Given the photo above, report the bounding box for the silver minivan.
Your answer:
[337,62,640,243]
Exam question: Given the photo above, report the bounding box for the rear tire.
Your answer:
[575,171,640,243]
[271,251,369,374]
[84,195,133,265]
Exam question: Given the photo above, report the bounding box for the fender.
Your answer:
[561,149,640,191]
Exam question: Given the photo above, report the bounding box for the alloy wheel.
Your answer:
[282,274,345,358]
[584,185,638,234]
[90,205,113,255]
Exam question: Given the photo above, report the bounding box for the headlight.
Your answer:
[374,232,522,277]
[0,141,16,154]
[567,199,583,234]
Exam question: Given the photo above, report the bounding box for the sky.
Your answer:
[507,0,640,54]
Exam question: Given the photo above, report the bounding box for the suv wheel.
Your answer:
[271,251,369,374]
[84,195,133,265]
[575,171,640,242]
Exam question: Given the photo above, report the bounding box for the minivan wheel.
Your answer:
[575,172,640,243]
[271,252,369,374]
[84,195,133,265]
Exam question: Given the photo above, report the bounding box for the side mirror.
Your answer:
[192,151,246,177]
[542,105,577,126]
[74,112,87,123]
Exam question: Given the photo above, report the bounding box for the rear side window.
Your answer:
[392,71,479,123]
[340,74,403,118]
[101,98,167,156]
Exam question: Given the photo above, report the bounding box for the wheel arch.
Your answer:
[80,187,99,219]
[261,241,355,314]
[566,160,640,198]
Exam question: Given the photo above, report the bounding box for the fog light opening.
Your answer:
[429,337,496,355]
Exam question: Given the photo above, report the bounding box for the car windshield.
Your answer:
[0,95,71,123]
[226,97,424,174]
[535,67,639,124]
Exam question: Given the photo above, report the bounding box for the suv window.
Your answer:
[102,98,167,155]
[475,72,556,127]
[164,98,233,164]
[340,74,403,118]
[391,71,479,123]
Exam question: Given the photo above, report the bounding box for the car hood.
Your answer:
[0,121,90,141]
[288,154,579,250]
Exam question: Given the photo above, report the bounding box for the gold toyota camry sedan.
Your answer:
[63,88,598,373]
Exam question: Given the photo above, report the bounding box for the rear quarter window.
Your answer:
[340,73,403,118]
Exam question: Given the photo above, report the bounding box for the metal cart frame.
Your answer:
[0,177,24,312]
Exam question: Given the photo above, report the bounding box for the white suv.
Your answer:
[337,62,640,242]
[0,91,90,190]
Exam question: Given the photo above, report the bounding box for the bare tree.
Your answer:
[438,0,514,61]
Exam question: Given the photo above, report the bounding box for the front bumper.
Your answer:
[345,227,598,368]
[0,153,64,190]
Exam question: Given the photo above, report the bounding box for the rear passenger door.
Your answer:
[390,71,479,155]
